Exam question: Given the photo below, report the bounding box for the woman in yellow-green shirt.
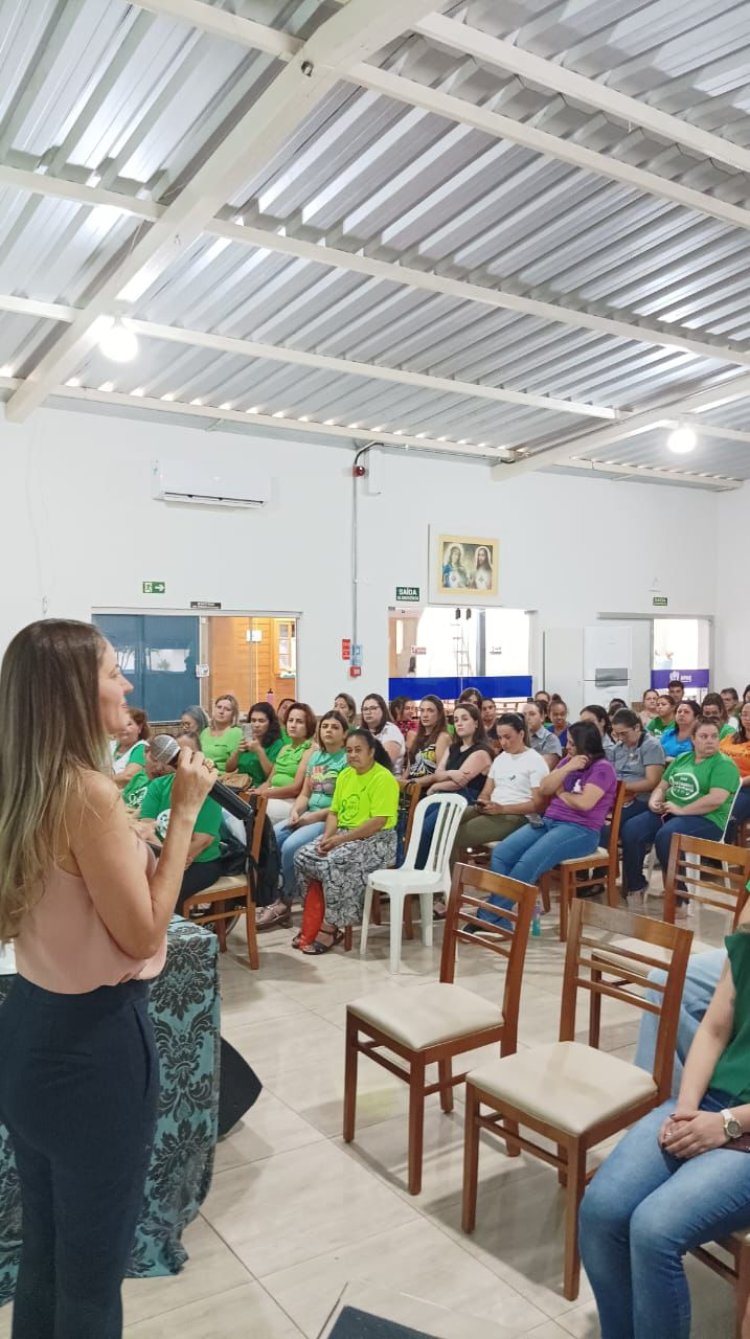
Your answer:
[199,694,243,772]
[294,729,399,955]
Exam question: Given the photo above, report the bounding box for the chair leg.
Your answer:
[419,892,434,948]
[407,1056,426,1195]
[343,926,353,952]
[360,883,373,958]
[216,918,228,952]
[245,899,259,970]
[736,1241,750,1339]
[589,967,602,1047]
[539,873,551,914]
[462,1083,481,1233]
[343,1013,359,1143]
[438,1058,453,1113]
[389,893,405,973]
[559,868,571,943]
[563,1140,586,1302]
[403,893,415,941]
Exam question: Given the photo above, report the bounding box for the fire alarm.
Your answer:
[353,464,366,477]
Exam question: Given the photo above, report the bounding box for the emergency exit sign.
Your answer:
[142,580,166,595]
[652,596,668,607]
[396,585,420,602]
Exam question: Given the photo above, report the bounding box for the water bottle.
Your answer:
[531,899,542,938]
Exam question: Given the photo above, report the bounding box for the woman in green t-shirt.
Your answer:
[580,924,750,1339]
[199,694,243,772]
[253,702,316,823]
[294,728,399,955]
[257,710,349,929]
[136,733,224,911]
[111,707,150,788]
[225,702,284,787]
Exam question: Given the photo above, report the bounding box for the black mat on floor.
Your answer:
[326,1306,436,1339]
[217,1037,262,1138]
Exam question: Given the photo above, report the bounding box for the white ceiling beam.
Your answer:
[544,457,740,491]
[4,0,445,423]
[0,291,613,420]
[416,14,750,181]
[0,376,496,461]
[355,64,750,240]
[129,0,299,59]
[5,164,750,377]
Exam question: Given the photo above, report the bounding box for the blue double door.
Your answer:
[96,614,200,722]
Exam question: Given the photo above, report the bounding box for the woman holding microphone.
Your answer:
[0,619,217,1339]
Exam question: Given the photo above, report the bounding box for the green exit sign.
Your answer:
[396,585,420,602]
[652,595,668,607]
[143,581,166,595]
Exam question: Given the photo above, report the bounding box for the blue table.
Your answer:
[0,917,220,1306]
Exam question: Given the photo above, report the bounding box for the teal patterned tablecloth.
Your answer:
[0,917,220,1306]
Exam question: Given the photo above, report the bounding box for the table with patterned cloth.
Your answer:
[0,916,220,1307]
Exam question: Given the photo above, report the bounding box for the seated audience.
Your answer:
[253,702,316,822]
[180,704,209,735]
[478,721,617,923]
[257,710,349,929]
[414,702,493,876]
[609,708,666,832]
[534,689,551,721]
[580,924,750,1339]
[389,696,418,739]
[111,707,150,784]
[293,730,399,954]
[639,688,660,728]
[451,713,547,867]
[457,687,484,711]
[619,720,740,907]
[481,697,501,751]
[225,701,284,785]
[646,693,676,737]
[523,701,562,769]
[137,732,223,911]
[701,690,736,738]
[660,699,700,759]
[404,696,452,791]
[668,678,685,707]
[200,694,243,772]
[721,686,741,723]
[360,694,406,776]
[334,692,358,727]
[581,704,613,755]
[744,684,750,706]
[549,697,569,750]
[276,697,295,741]
[721,699,750,837]
[607,697,628,717]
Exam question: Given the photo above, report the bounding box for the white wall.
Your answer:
[715,483,749,690]
[0,407,721,706]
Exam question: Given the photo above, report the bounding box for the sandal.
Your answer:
[302,927,344,955]
[256,902,291,930]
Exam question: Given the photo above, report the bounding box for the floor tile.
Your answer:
[213,1090,326,1171]
[124,1281,303,1336]
[122,1217,251,1325]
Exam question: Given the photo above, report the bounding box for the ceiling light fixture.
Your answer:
[0,364,14,378]
[667,424,697,455]
[99,319,139,363]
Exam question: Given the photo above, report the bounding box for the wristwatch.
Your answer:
[722,1109,742,1141]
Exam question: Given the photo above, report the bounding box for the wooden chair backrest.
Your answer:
[663,833,750,925]
[608,780,628,851]
[561,901,693,1101]
[249,793,268,867]
[440,863,537,1051]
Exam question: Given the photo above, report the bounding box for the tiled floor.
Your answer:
[0,893,738,1338]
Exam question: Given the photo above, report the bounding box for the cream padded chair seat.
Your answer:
[201,875,246,894]
[349,982,503,1051]
[467,1041,657,1136]
[558,846,608,866]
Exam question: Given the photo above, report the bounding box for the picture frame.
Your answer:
[429,530,499,603]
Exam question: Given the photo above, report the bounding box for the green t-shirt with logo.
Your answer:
[237,736,284,786]
[122,768,149,812]
[664,750,740,832]
[331,762,399,831]
[140,773,222,862]
[199,726,243,773]
[647,716,670,737]
[271,739,312,788]
[711,932,750,1102]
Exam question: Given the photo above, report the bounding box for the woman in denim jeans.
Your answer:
[580,926,750,1339]
[479,720,616,923]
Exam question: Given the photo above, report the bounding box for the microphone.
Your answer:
[149,734,254,821]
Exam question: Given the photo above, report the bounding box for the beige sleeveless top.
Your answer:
[14,836,167,994]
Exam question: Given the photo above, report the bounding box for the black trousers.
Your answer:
[0,975,159,1339]
[176,856,225,913]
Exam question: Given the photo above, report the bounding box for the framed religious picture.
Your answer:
[429,530,499,603]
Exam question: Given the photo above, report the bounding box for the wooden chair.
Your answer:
[181,794,267,970]
[692,1230,750,1338]
[540,782,627,941]
[461,900,693,1300]
[344,863,537,1194]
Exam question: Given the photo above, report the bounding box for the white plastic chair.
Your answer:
[360,793,468,973]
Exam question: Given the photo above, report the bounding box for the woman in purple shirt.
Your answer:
[480,721,617,923]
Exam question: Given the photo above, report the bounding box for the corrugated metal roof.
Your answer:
[2,0,750,482]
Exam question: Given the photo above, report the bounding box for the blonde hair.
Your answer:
[0,619,109,940]
[213,693,240,725]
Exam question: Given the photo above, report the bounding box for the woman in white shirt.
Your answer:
[451,712,547,868]
[360,694,405,777]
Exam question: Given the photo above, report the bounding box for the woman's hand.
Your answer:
[479,801,504,815]
[662,800,681,816]
[650,792,666,813]
[566,755,589,772]
[659,1109,727,1158]
[288,809,302,827]
[317,832,347,854]
[171,750,217,820]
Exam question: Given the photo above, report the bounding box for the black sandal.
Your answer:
[302,927,344,955]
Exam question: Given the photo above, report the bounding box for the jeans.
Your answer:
[0,976,159,1339]
[274,819,325,898]
[601,798,649,851]
[478,818,601,924]
[634,949,726,1094]
[579,1092,750,1339]
[620,811,723,894]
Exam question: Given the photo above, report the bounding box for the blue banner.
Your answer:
[651,669,710,690]
[389,675,532,700]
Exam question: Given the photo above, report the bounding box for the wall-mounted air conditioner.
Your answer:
[152,459,271,509]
